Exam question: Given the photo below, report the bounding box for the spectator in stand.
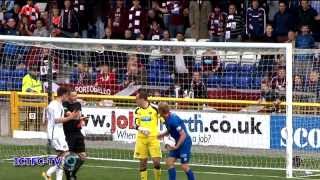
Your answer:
[104,27,112,39]
[208,4,225,42]
[176,31,184,41]
[152,0,169,29]
[72,0,87,38]
[33,18,49,37]
[147,20,163,40]
[273,1,294,42]
[162,30,170,41]
[22,66,42,93]
[95,64,116,88]
[271,66,286,92]
[246,0,266,41]
[166,0,188,38]
[122,54,146,87]
[60,0,80,38]
[147,8,164,30]
[286,30,297,47]
[295,0,319,33]
[128,0,146,38]
[0,0,15,20]
[49,6,61,37]
[189,0,211,39]
[225,4,243,42]
[124,29,133,40]
[4,18,18,35]
[71,63,92,85]
[18,15,33,36]
[182,6,191,38]
[261,24,276,42]
[293,74,304,91]
[8,4,21,22]
[19,0,39,26]
[108,0,128,39]
[200,49,221,76]
[295,25,315,49]
[190,71,207,98]
[304,70,320,102]
[258,80,281,112]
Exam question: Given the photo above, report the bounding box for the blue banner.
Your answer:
[271,115,320,151]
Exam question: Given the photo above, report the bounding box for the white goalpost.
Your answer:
[1,35,319,179]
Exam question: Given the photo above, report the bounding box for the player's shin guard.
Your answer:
[185,169,195,180]
[153,167,161,180]
[140,169,148,180]
[168,168,176,180]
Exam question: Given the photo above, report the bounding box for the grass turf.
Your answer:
[0,145,319,180]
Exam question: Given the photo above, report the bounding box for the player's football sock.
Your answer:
[153,168,161,180]
[46,165,57,176]
[168,168,176,180]
[42,172,52,180]
[185,169,195,180]
[56,168,64,180]
[140,170,148,180]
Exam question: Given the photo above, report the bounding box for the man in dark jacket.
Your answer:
[273,1,294,42]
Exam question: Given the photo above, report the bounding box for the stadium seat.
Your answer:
[220,75,235,88]
[235,76,252,89]
[8,81,22,91]
[207,75,221,88]
[0,80,7,90]
[224,63,239,75]
[0,69,10,80]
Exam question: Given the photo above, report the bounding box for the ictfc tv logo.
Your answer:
[281,128,320,148]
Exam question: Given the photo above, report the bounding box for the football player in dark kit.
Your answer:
[63,91,87,180]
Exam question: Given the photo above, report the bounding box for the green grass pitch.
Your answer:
[0,145,319,180]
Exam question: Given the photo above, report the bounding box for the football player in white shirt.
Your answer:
[42,87,80,180]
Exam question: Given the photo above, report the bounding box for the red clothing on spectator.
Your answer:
[20,4,40,24]
[96,72,116,87]
[52,16,61,27]
[109,6,128,38]
[128,5,146,35]
[208,11,225,36]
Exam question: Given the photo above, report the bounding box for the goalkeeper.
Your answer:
[134,90,162,180]
[157,102,195,180]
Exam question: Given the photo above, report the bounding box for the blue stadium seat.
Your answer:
[0,69,10,80]
[235,76,252,89]
[221,75,235,88]
[224,63,239,76]
[14,69,27,78]
[0,80,7,90]
[207,75,221,88]
[252,76,262,89]
[8,81,22,91]
[148,59,169,71]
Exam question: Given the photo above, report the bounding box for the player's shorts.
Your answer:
[134,136,162,159]
[66,134,85,153]
[168,137,192,164]
[50,137,69,152]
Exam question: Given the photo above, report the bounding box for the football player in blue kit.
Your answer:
[157,102,195,180]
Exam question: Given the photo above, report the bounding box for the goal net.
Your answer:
[0,35,319,178]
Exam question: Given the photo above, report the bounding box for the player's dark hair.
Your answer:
[57,87,70,97]
[137,90,148,100]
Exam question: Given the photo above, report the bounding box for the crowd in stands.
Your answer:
[0,0,318,44]
[0,0,319,108]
